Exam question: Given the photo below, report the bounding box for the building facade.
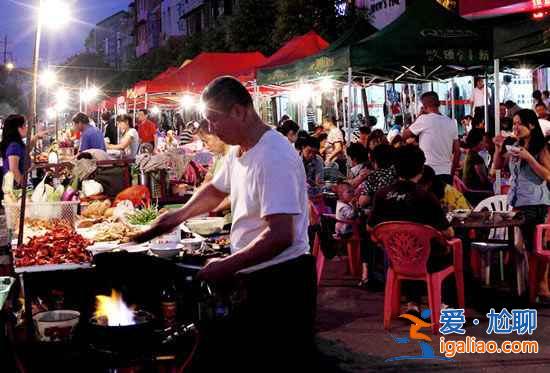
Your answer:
[86,11,134,69]
[179,0,236,36]
[135,0,162,57]
[161,0,186,43]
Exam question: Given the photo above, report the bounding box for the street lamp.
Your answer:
[181,94,195,109]
[20,0,72,245]
[39,69,57,87]
[41,0,71,29]
[46,107,57,121]
[54,87,69,110]
[5,62,15,71]
[81,86,99,103]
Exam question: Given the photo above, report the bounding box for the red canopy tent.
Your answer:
[259,31,329,70]
[236,31,329,84]
[146,52,267,95]
[132,66,181,96]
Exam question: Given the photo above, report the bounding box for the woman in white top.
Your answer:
[106,114,139,158]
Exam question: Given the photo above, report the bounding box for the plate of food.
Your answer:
[86,241,119,255]
[116,242,150,254]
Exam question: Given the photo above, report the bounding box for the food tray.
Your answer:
[14,262,92,274]
[3,201,80,231]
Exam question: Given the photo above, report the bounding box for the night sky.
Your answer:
[1,0,129,68]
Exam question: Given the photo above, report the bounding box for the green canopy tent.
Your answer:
[257,19,378,85]
[350,0,492,82]
[494,16,550,67]
[258,0,492,86]
[492,16,550,143]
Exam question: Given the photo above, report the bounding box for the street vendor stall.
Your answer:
[257,0,492,137]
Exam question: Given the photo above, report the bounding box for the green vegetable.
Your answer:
[126,206,159,225]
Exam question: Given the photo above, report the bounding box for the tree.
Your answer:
[103,0,368,94]
[0,69,28,115]
[225,0,276,55]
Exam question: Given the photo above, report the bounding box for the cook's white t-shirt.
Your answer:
[211,129,309,273]
[409,113,458,175]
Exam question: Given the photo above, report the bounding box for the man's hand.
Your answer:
[197,257,233,282]
[132,210,184,243]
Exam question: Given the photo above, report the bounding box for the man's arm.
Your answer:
[133,183,228,242]
[211,197,231,214]
[402,128,415,141]
[326,142,343,164]
[198,214,294,281]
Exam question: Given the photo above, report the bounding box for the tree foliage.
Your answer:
[72,1,367,95]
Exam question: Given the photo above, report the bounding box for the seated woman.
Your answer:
[420,165,471,212]
[346,143,370,189]
[366,129,389,152]
[462,128,492,191]
[106,114,139,158]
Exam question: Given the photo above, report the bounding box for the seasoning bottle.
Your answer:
[161,282,177,327]
[182,276,194,322]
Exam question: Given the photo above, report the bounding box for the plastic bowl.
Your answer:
[180,236,204,251]
[185,217,226,236]
[150,242,181,258]
[33,310,80,342]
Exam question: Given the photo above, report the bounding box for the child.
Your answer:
[335,182,358,239]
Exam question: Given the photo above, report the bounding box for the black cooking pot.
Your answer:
[87,310,155,354]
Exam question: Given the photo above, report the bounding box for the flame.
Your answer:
[95,290,135,326]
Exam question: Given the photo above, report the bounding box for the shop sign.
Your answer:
[420,29,479,38]
[366,0,406,29]
[426,48,490,63]
[308,57,335,73]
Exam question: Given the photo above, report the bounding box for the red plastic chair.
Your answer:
[373,221,465,334]
[309,200,326,285]
[529,224,550,304]
[321,213,363,278]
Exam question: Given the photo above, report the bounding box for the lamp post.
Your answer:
[18,0,71,246]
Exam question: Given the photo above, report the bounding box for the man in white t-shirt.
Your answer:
[134,76,315,370]
[471,77,490,119]
[404,91,460,185]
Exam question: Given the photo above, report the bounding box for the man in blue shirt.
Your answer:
[73,112,106,152]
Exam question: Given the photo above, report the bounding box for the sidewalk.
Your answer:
[315,259,550,372]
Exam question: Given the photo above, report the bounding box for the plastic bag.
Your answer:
[113,200,134,221]
[82,180,103,197]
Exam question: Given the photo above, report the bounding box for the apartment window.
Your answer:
[224,0,233,15]
[116,32,121,53]
[177,19,185,32]
[104,38,109,56]
[212,0,219,18]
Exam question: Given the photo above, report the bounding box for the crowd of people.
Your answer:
[3,76,550,346]
[273,88,550,310]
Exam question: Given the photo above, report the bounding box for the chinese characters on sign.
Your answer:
[439,308,537,335]
[426,49,490,63]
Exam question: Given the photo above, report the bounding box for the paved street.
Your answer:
[315,258,550,372]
